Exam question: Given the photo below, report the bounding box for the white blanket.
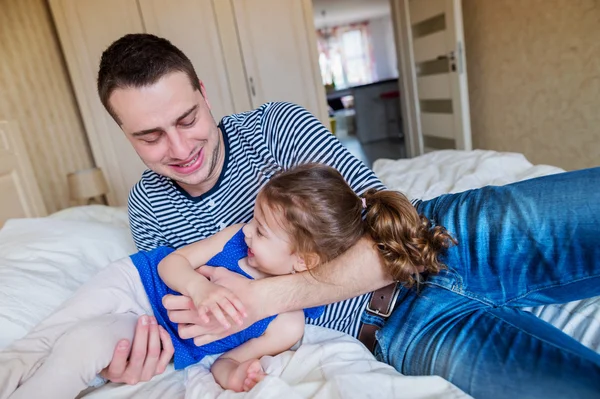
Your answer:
[373,149,566,201]
[1,149,598,398]
[81,326,466,399]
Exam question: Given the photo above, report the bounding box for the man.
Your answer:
[96,33,391,386]
[95,34,600,398]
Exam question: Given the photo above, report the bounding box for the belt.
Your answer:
[357,282,400,353]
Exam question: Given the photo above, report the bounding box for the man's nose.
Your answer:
[167,130,193,160]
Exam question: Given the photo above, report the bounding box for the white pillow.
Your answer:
[0,215,136,349]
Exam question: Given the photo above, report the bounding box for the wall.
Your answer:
[462,0,600,170]
[0,0,93,213]
[369,16,398,81]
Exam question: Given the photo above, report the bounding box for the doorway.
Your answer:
[311,0,407,167]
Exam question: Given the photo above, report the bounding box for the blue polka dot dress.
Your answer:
[130,227,324,370]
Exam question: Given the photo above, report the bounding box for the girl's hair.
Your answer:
[258,163,456,286]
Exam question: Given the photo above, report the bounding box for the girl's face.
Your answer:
[242,200,306,276]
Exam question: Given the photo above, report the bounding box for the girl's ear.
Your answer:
[295,252,321,272]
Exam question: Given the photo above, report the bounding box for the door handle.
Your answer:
[249,77,256,96]
[437,51,457,72]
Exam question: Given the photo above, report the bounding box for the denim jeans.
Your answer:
[374,167,600,399]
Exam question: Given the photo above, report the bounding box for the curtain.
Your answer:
[317,22,377,89]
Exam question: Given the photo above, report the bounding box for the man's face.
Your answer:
[109,71,223,196]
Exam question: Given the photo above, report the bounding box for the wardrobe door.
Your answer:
[49,0,146,206]
[138,0,251,119]
[232,0,329,124]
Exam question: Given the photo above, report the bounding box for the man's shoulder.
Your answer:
[132,169,169,192]
[260,101,308,123]
[222,102,306,131]
[128,169,174,209]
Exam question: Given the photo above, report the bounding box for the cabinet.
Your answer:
[49,0,327,206]
[233,0,326,111]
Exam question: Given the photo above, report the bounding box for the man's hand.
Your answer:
[163,266,266,346]
[100,315,174,385]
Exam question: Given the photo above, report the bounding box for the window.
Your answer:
[317,22,376,89]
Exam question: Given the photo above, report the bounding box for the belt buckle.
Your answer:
[366,283,400,318]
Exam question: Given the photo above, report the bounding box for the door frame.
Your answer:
[390,0,471,157]
[390,0,422,157]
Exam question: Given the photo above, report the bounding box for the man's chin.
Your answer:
[157,167,205,186]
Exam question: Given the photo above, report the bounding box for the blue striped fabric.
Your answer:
[128,102,385,337]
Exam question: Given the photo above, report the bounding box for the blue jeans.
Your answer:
[375,167,600,399]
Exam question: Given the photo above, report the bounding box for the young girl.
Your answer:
[0,163,454,398]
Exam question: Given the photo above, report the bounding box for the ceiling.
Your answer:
[312,0,391,29]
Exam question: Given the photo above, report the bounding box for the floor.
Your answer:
[334,113,406,168]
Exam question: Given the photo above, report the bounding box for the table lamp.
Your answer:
[67,167,109,205]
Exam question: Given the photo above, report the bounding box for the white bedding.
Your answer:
[1,149,598,398]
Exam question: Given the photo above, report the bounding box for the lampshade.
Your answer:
[68,167,109,201]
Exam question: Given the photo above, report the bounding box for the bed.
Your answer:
[1,132,599,398]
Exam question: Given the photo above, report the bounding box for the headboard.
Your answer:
[0,120,47,227]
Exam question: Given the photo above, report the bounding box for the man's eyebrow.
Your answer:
[131,128,162,137]
[131,105,198,137]
[175,105,198,124]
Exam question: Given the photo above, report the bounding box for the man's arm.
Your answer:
[128,180,168,251]
[166,236,393,345]
[258,236,393,313]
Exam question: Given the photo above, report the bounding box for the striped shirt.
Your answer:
[128,102,385,337]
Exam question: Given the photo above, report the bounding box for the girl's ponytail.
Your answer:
[362,189,456,287]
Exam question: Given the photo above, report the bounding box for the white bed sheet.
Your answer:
[1,149,598,398]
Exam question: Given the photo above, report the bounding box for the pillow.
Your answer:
[0,215,136,349]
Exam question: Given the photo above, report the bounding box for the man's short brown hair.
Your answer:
[97,33,201,123]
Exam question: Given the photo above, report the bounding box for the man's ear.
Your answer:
[199,80,212,110]
[294,253,320,272]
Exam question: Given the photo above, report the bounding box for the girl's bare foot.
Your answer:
[225,358,266,392]
[241,359,266,392]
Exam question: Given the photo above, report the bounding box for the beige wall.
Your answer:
[0,0,93,213]
[462,0,600,170]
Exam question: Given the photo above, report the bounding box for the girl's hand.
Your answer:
[188,279,247,330]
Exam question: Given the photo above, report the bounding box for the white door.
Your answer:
[232,0,329,125]
[392,0,472,155]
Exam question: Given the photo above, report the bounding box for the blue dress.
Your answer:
[130,228,324,370]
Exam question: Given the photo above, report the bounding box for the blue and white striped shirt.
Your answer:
[128,102,385,337]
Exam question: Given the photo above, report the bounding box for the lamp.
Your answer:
[67,167,109,205]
